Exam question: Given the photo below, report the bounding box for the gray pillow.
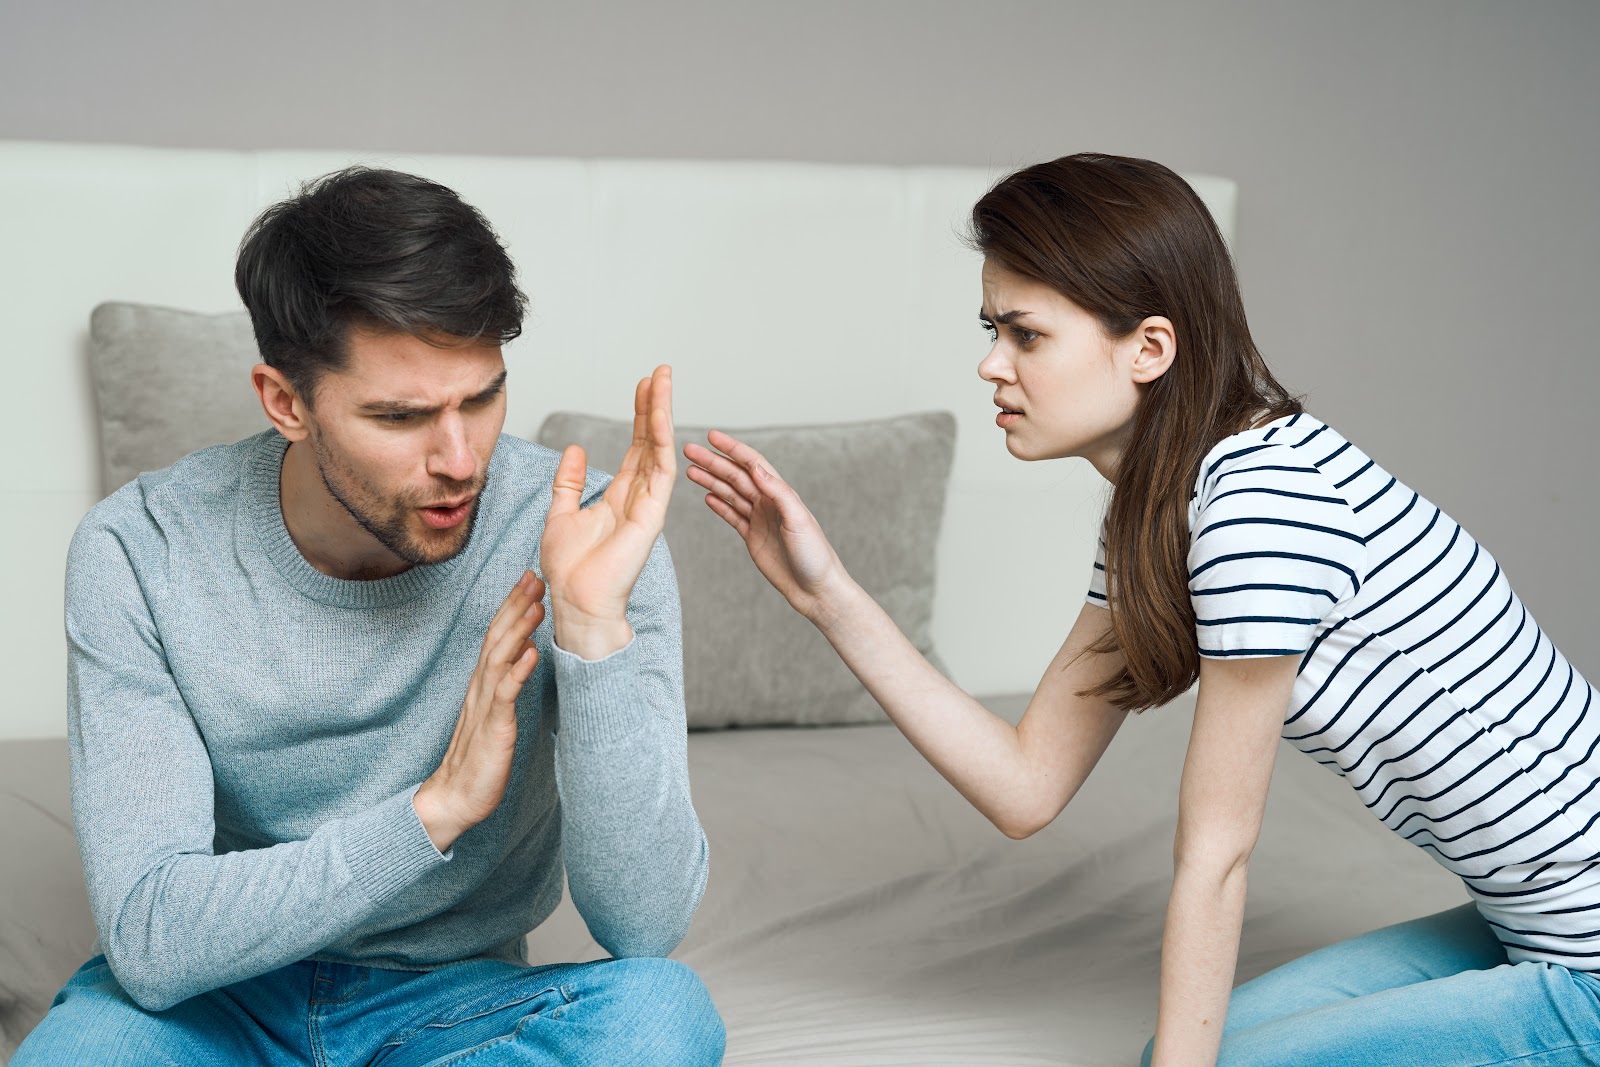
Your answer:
[88,303,266,497]
[537,411,956,729]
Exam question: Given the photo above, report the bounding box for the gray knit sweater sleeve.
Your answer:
[550,529,709,958]
[65,515,449,1011]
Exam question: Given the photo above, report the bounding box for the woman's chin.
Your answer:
[1002,434,1037,462]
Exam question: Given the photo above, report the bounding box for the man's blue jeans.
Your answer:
[1142,903,1600,1066]
[12,953,725,1065]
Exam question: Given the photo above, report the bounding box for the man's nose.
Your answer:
[427,417,477,482]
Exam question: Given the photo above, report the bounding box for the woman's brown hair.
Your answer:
[970,153,1301,712]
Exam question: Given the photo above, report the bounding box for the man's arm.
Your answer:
[66,517,452,1011]
[533,366,708,956]
[551,533,709,957]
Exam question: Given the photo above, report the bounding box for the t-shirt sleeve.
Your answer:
[1187,447,1368,658]
[1086,530,1109,608]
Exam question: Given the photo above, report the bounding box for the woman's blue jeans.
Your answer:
[12,953,725,1066]
[1142,903,1600,1066]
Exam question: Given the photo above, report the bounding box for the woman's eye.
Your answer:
[1012,327,1039,345]
[981,322,999,342]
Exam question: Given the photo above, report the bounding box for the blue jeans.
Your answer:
[1142,903,1600,1066]
[12,953,725,1066]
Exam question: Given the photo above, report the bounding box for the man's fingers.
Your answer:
[481,571,544,659]
[489,596,544,673]
[616,377,652,480]
[495,646,539,705]
[648,367,675,484]
[548,444,588,518]
[478,571,533,657]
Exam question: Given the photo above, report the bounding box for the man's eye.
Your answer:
[379,413,415,424]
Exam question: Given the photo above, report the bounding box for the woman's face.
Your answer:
[977,258,1164,480]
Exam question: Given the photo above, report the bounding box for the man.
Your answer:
[14,167,724,1065]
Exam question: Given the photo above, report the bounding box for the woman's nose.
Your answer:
[977,345,1014,384]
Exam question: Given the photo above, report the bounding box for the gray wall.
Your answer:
[3,0,1597,659]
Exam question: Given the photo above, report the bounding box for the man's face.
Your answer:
[302,326,508,567]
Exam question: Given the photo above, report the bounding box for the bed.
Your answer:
[0,141,1469,1064]
[1,691,1467,1064]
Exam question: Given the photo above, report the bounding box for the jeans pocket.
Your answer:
[381,981,570,1048]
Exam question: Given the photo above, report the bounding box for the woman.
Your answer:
[682,154,1600,1067]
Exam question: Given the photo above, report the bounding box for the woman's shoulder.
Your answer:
[1191,411,1354,506]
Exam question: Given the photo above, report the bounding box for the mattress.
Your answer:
[1,692,1467,1064]
[525,692,1469,1066]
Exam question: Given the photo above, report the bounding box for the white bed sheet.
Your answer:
[526,692,1469,1065]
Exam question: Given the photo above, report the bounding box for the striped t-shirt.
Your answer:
[1088,412,1600,967]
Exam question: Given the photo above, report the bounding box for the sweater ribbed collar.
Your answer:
[244,431,466,609]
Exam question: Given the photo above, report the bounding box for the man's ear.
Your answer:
[1129,316,1177,385]
[253,364,312,442]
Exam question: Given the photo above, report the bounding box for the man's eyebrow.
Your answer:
[357,370,508,415]
[978,308,1035,325]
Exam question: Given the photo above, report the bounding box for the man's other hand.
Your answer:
[414,570,545,852]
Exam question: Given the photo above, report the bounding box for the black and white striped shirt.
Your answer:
[1088,412,1600,967]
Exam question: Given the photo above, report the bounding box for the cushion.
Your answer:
[537,411,956,729]
[88,303,267,497]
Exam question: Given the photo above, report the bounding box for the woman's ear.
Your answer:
[252,363,312,442]
[1129,316,1177,384]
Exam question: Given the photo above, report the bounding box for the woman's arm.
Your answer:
[1151,654,1299,1067]
[686,431,1127,838]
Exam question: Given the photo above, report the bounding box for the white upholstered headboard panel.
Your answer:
[0,140,1236,740]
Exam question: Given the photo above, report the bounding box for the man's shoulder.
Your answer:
[75,431,273,544]
[68,431,275,597]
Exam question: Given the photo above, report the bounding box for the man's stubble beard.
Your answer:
[310,430,487,568]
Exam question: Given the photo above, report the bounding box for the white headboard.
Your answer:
[0,140,1236,740]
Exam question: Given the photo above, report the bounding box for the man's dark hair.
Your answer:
[235,166,527,403]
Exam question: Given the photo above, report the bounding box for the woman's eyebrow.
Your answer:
[979,308,1035,324]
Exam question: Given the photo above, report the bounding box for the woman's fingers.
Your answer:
[701,429,803,503]
[683,441,759,503]
[704,492,751,537]
[704,428,776,475]
[685,462,753,518]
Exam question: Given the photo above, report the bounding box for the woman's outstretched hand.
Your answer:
[683,430,850,622]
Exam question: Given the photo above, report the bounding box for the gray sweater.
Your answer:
[64,429,709,1011]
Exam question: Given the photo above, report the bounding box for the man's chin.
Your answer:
[403,510,478,565]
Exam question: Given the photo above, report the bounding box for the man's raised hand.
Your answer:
[539,365,676,660]
[414,570,545,852]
